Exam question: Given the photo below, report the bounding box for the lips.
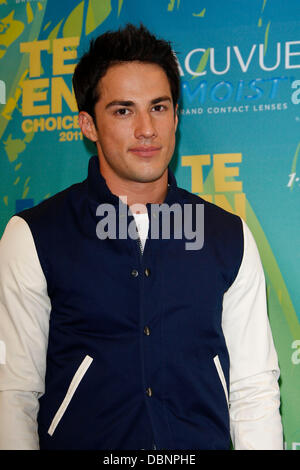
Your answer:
[129,146,161,157]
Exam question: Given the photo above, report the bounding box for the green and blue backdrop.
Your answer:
[0,0,299,450]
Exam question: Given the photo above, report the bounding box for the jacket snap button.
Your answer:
[131,269,139,277]
[144,268,150,277]
[146,387,152,397]
[144,326,150,336]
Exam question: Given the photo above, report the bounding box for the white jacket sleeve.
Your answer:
[0,216,51,450]
[222,219,283,450]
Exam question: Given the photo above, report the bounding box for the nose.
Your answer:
[134,111,157,140]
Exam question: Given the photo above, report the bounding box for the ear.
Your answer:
[78,111,98,142]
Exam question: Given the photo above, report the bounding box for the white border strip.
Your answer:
[48,355,93,436]
[213,355,229,406]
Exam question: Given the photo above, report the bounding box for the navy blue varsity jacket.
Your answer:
[16,155,244,450]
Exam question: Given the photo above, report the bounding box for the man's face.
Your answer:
[80,61,178,187]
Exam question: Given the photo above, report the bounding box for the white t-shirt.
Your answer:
[133,212,149,252]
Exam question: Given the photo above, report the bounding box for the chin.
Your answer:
[132,170,166,184]
[131,163,169,183]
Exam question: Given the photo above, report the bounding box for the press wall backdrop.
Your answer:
[0,0,299,449]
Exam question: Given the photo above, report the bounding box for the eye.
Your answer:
[152,104,167,112]
[114,108,131,116]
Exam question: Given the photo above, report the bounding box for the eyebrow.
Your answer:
[105,96,172,109]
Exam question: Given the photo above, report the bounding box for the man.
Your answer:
[0,24,283,450]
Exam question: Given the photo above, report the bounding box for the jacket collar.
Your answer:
[87,155,179,206]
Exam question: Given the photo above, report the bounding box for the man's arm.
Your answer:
[222,219,283,450]
[0,216,51,449]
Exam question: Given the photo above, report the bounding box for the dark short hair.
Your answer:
[72,23,180,121]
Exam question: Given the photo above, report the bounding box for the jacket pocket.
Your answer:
[213,355,229,407]
[48,355,93,436]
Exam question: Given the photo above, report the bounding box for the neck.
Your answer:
[120,179,169,213]
[99,163,169,214]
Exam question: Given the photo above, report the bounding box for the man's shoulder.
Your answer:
[176,185,244,286]
[16,179,87,225]
[177,185,242,226]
